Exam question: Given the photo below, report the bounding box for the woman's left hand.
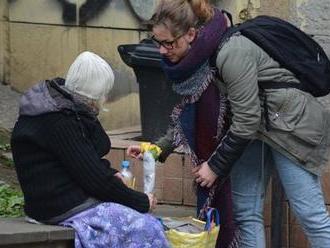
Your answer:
[193,162,218,188]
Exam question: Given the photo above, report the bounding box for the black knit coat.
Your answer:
[11,79,149,221]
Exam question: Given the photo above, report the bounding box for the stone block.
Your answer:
[0,0,8,84]
[0,0,8,21]
[8,23,143,130]
[0,20,7,83]
[9,0,63,25]
[254,0,290,20]
[9,23,79,91]
[0,218,74,246]
[98,93,141,132]
[154,187,163,203]
[163,153,183,178]
[296,0,330,36]
[104,148,125,171]
[183,155,194,179]
[85,27,143,130]
[1,240,74,248]
[183,178,197,206]
[321,166,330,204]
[289,224,309,247]
[8,0,141,29]
[153,204,195,218]
[87,0,141,29]
[163,178,183,204]
[155,165,164,188]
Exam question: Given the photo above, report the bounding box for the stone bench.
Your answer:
[0,217,74,248]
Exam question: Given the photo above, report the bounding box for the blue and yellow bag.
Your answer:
[162,208,220,248]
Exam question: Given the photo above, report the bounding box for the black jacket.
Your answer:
[11,79,149,221]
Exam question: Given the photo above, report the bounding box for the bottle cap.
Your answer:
[121,160,130,168]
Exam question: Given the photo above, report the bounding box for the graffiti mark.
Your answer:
[56,0,112,25]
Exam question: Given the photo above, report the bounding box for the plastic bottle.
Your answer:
[120,160,135,189]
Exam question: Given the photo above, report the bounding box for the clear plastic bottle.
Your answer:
[120,160,135,189]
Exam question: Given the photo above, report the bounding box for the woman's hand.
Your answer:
[127,145,143,160]
[147,193,157,212]
[192,162,218,188]
[114,172,126,185]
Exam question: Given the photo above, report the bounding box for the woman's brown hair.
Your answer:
[149,0,214,37]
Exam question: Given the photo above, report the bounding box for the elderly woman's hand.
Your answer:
[147,193,157,212]
[114,172,126,185]
[127,145,143,160]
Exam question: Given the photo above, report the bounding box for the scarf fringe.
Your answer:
[228,229,241,248]
[216,94,228,139]
[171,64,218,166]
[172,103,201,166]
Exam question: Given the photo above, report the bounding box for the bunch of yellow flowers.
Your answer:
[140,142,162,160]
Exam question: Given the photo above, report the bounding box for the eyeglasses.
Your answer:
[151,34,183,50]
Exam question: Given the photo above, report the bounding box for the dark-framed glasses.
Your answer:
[151,34,183,50]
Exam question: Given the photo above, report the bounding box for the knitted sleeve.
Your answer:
[47,116,150,213]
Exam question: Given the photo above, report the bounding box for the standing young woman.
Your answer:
[128,0,330,247]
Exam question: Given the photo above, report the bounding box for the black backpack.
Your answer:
[217,15,330,97]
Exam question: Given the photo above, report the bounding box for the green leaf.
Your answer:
[0,183,24,217]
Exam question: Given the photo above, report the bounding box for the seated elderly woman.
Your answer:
[10,51,169,248]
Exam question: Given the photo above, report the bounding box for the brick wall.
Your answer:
[104,140,196,206]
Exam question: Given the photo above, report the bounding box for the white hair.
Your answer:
[65,51,114,102]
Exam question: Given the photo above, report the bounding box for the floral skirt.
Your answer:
[59,202,170,248]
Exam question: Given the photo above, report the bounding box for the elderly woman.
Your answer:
[11,51,169,248]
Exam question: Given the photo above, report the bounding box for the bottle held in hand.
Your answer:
[120,160,135,189]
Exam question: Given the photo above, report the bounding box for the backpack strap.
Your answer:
[210,10,239,70]
[210,13,238,74]
[222,9,234,27]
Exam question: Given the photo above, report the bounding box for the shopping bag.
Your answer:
[163,208,220,248]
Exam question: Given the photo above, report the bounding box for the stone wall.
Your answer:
[1,0,330,131]
[0,0,150,130]
[0,0,8,85]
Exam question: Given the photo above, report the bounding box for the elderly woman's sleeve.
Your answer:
[48,117,150,213]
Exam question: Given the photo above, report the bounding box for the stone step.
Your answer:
[0,204,196,248]
[0,217,74,248]
[154,204,195,218]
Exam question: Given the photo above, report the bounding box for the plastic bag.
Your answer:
[143,151,156,193]
[163,208,220,248]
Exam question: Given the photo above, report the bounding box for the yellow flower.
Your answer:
[140,142,162,160]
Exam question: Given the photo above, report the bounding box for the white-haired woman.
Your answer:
[11,51,169,248]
